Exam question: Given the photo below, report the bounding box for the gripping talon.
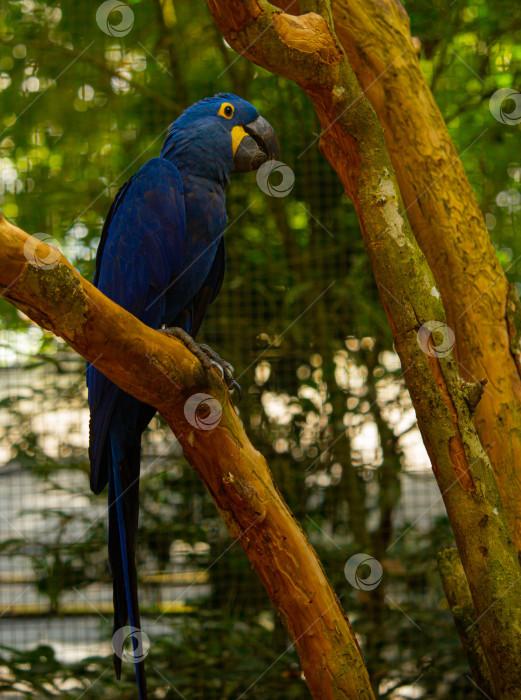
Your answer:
[209,359,225,379]
[158,326,241,400]
[198,343,234,375]
[230,381,242,401]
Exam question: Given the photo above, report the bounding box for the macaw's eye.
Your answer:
[218,102,234,119]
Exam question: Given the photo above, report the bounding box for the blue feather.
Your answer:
[110,433,145,698]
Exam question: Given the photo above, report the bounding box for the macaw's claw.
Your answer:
[159,327,242,400]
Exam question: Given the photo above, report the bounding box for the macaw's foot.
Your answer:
[159,326,242,400]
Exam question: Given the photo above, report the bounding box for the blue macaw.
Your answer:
[86,94,279,699]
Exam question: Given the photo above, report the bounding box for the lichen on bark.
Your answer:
[21,263,88,338]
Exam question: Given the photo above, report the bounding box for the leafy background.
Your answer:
[0,0,520,697]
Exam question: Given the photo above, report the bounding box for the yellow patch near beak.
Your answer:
[231,126,247,156]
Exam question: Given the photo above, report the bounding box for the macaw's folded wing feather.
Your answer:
[86,158,186,700]
[87,158,186,495]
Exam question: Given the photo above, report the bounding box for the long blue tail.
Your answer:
[109,432,147,700]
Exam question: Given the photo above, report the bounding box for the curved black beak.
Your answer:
[232,115,280,172]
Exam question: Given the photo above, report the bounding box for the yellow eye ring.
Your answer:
[218,102,234,119]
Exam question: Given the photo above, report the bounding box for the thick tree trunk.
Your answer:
[0,213,374,700]
[204,1,521,697]
[327,0,521,550]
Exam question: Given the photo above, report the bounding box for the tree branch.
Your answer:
[0,213,374,700]
[205,2,521,697]
[325,0,521,551]
[438,548,494,699]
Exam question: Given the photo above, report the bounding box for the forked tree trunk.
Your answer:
[205,1,521,697]
[328,0,521,551]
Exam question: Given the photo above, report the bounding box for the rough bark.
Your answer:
[0,214,374,700]
[437,548,494,698]
[324,0,521,550]
[204,1,521,697]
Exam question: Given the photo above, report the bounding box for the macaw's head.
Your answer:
[160,93,279,185]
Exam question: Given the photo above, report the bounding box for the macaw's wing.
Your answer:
[189,234,225,339]
[94,158,186,325]
[87,157,186,494]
